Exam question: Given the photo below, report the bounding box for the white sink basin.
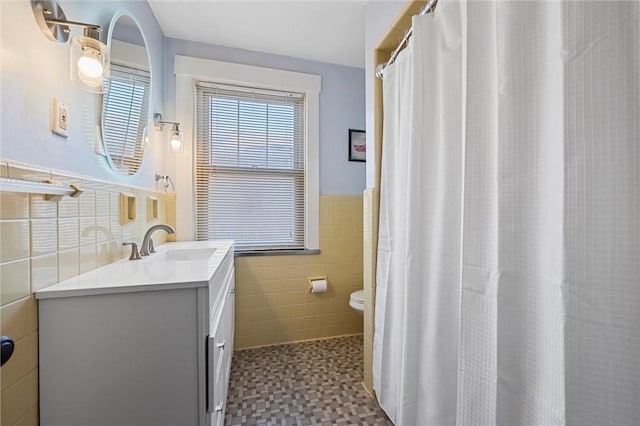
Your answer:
[35,241,233,299]
[161,248,217,261]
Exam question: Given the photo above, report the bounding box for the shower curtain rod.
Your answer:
[376,0,438,79]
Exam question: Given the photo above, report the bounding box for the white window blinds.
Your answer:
[195,82,306,251]
[101,63,150,173]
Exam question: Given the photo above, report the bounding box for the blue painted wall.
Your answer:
[0,0,165,188]
[1,1,365,195]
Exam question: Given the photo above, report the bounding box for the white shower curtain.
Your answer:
[374,1,639,425]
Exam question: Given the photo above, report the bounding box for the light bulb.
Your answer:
[170,128,183,151]
[170,135,182,151]
[70,34,109,93]
[77,55,102,79]
[169,124,183,151]
[77,47,103,79]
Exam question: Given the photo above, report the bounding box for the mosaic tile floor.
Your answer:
[224,335,392,426]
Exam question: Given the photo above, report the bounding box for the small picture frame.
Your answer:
[349,129,366,162]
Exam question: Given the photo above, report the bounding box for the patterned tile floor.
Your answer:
[224,335,392,426]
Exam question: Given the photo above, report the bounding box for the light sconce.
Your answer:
[31,0,110,93]
[154,113,183,152]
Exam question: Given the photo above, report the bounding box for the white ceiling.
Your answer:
[148,0,370,68]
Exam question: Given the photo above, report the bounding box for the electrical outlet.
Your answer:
[51,97,69,138]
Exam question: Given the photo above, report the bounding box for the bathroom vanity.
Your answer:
[36,241,235,426]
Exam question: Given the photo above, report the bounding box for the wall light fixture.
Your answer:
[154,113,183,152]
[31,0,110,93]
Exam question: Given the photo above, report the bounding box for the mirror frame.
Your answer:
[101,10,152,176]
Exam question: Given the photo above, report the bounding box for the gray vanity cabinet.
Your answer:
[37,245,235,426]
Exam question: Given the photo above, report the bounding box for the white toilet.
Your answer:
[349,290,364,315]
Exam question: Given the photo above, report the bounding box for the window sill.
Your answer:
[234,249,321,257]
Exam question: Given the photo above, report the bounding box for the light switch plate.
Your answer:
[51,97,69,138]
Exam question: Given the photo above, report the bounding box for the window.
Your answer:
[101,63,150,173]
[195,82,306,251]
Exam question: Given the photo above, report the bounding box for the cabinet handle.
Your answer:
[216,340,225,349]
[215,404,223,412]
[207,336,214,413]
[1,336,15,367]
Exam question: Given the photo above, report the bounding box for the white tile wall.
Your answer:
[0,159,169,425]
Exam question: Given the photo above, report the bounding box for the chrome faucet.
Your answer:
[140,224,175,256]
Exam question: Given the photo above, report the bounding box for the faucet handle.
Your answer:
[148,238,156,254]
[122,242,141,260]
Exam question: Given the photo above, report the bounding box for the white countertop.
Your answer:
[36,240,234,300]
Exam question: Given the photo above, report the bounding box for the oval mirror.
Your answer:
[101,11,151,176]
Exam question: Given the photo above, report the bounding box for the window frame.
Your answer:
[174,56,321,251]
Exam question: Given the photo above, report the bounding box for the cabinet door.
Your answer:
[40,289,202,426]
[207,268,235,423]
[206,305,225,417]
[224,269,235,380]
[207,266,235,420]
